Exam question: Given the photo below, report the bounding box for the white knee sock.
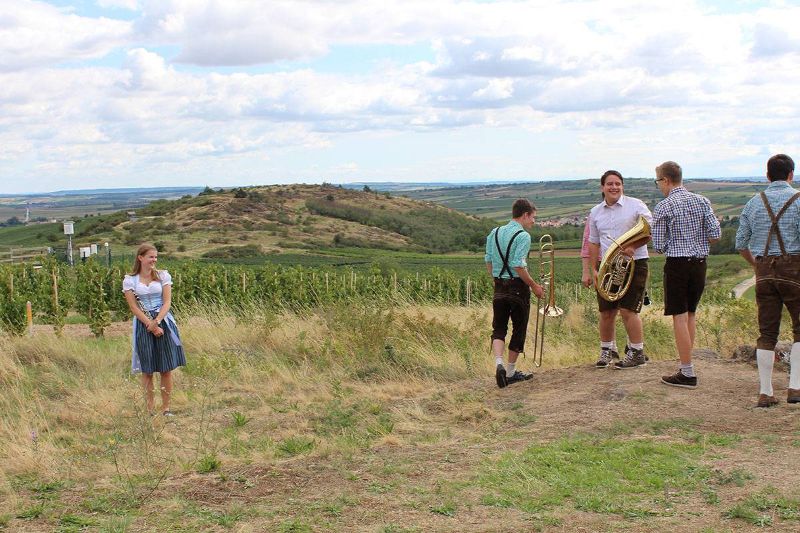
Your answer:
[505,362,516,377]
[789,342,800,390]
[495,356,504,366]
[757,348,775,396]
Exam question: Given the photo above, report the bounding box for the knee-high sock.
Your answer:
[757,349,774,396]
[789,342,800,390]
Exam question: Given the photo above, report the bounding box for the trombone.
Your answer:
[530,234,564,367]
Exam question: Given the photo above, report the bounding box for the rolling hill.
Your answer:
[0,185,497,258]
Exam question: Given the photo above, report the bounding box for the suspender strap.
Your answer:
[760,191,800,256]
[494,228,525,279]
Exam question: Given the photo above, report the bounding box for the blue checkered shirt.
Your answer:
[652,186,721,257]
[736,180,800,256]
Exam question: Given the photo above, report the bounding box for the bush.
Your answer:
[202,244,263,259]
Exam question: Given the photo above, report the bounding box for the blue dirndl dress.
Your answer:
[124,272,186,374]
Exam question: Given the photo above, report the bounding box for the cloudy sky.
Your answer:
[1,0,798,193]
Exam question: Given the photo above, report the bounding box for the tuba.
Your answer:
[595,216,651,302]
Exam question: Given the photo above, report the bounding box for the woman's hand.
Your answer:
[153,326,164,337]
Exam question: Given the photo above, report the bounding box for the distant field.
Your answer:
[400,179,764,221]
[0,186,202,223]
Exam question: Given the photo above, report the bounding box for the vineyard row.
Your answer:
[0,257,734,337]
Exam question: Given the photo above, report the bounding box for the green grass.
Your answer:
[723,489,800,526]
[479,434,708,516]
[276,436,316,457]
[196,454,221,474]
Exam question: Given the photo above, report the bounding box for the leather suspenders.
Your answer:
[760,191,800,257]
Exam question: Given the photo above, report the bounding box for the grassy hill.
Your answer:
[0,185,496,259]
[0,179,771,262]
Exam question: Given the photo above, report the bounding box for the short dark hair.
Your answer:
[512,198,535,218]
[656,161,682,184]
[767,154,794,182]
[601,170,624,185]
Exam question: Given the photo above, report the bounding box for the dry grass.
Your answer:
[0,298,767,530]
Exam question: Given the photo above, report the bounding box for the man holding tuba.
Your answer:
[588,170,653,369]
[486,198,546,388]
[736,154,800,408]
[652,161,720,389]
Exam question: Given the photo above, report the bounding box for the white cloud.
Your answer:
[0,0,130,72]
[97,0,139,10]
[2,1,800,192]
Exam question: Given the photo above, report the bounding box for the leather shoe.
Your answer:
[757,394,779,408]
[788,389,800,404]
[495,364,507,388]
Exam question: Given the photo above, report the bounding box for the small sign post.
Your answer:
[63,221,74,266]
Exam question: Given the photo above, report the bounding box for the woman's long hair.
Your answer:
[130,243,160,280]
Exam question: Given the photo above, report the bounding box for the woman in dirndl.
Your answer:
[123,243,186,416]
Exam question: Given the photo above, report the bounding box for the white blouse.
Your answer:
[122,270,173,298]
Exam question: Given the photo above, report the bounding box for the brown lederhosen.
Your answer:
[754,191,800,350]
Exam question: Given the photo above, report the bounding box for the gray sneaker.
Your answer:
[614,347,647,369]
[595,348,619,368]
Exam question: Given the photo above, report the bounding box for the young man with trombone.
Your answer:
[486,198,545,388]
[652,161,720,389]
[588,170,653,369]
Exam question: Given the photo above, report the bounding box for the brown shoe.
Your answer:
[788,389,800,404]
[757,394,779,408]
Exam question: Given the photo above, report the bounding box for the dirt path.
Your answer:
[731,275,756,298]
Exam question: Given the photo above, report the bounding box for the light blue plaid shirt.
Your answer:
[735,180,800,256]
[484,220,531,279]
[652,187,721,257]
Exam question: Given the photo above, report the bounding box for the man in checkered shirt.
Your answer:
[652,161,721,389]
[736,154,800,408]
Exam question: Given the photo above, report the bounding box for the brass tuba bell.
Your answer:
[595,216,651,302]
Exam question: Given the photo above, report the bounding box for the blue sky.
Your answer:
[0,0,798,193]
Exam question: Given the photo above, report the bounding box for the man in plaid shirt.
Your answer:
[736,154,800,407]
[652,161,721,389]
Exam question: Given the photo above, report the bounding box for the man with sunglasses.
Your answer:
[652,161,721,389]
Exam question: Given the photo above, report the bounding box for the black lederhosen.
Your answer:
[663,257,707,315]
[596,258,648,313]
[492,277,531,352]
